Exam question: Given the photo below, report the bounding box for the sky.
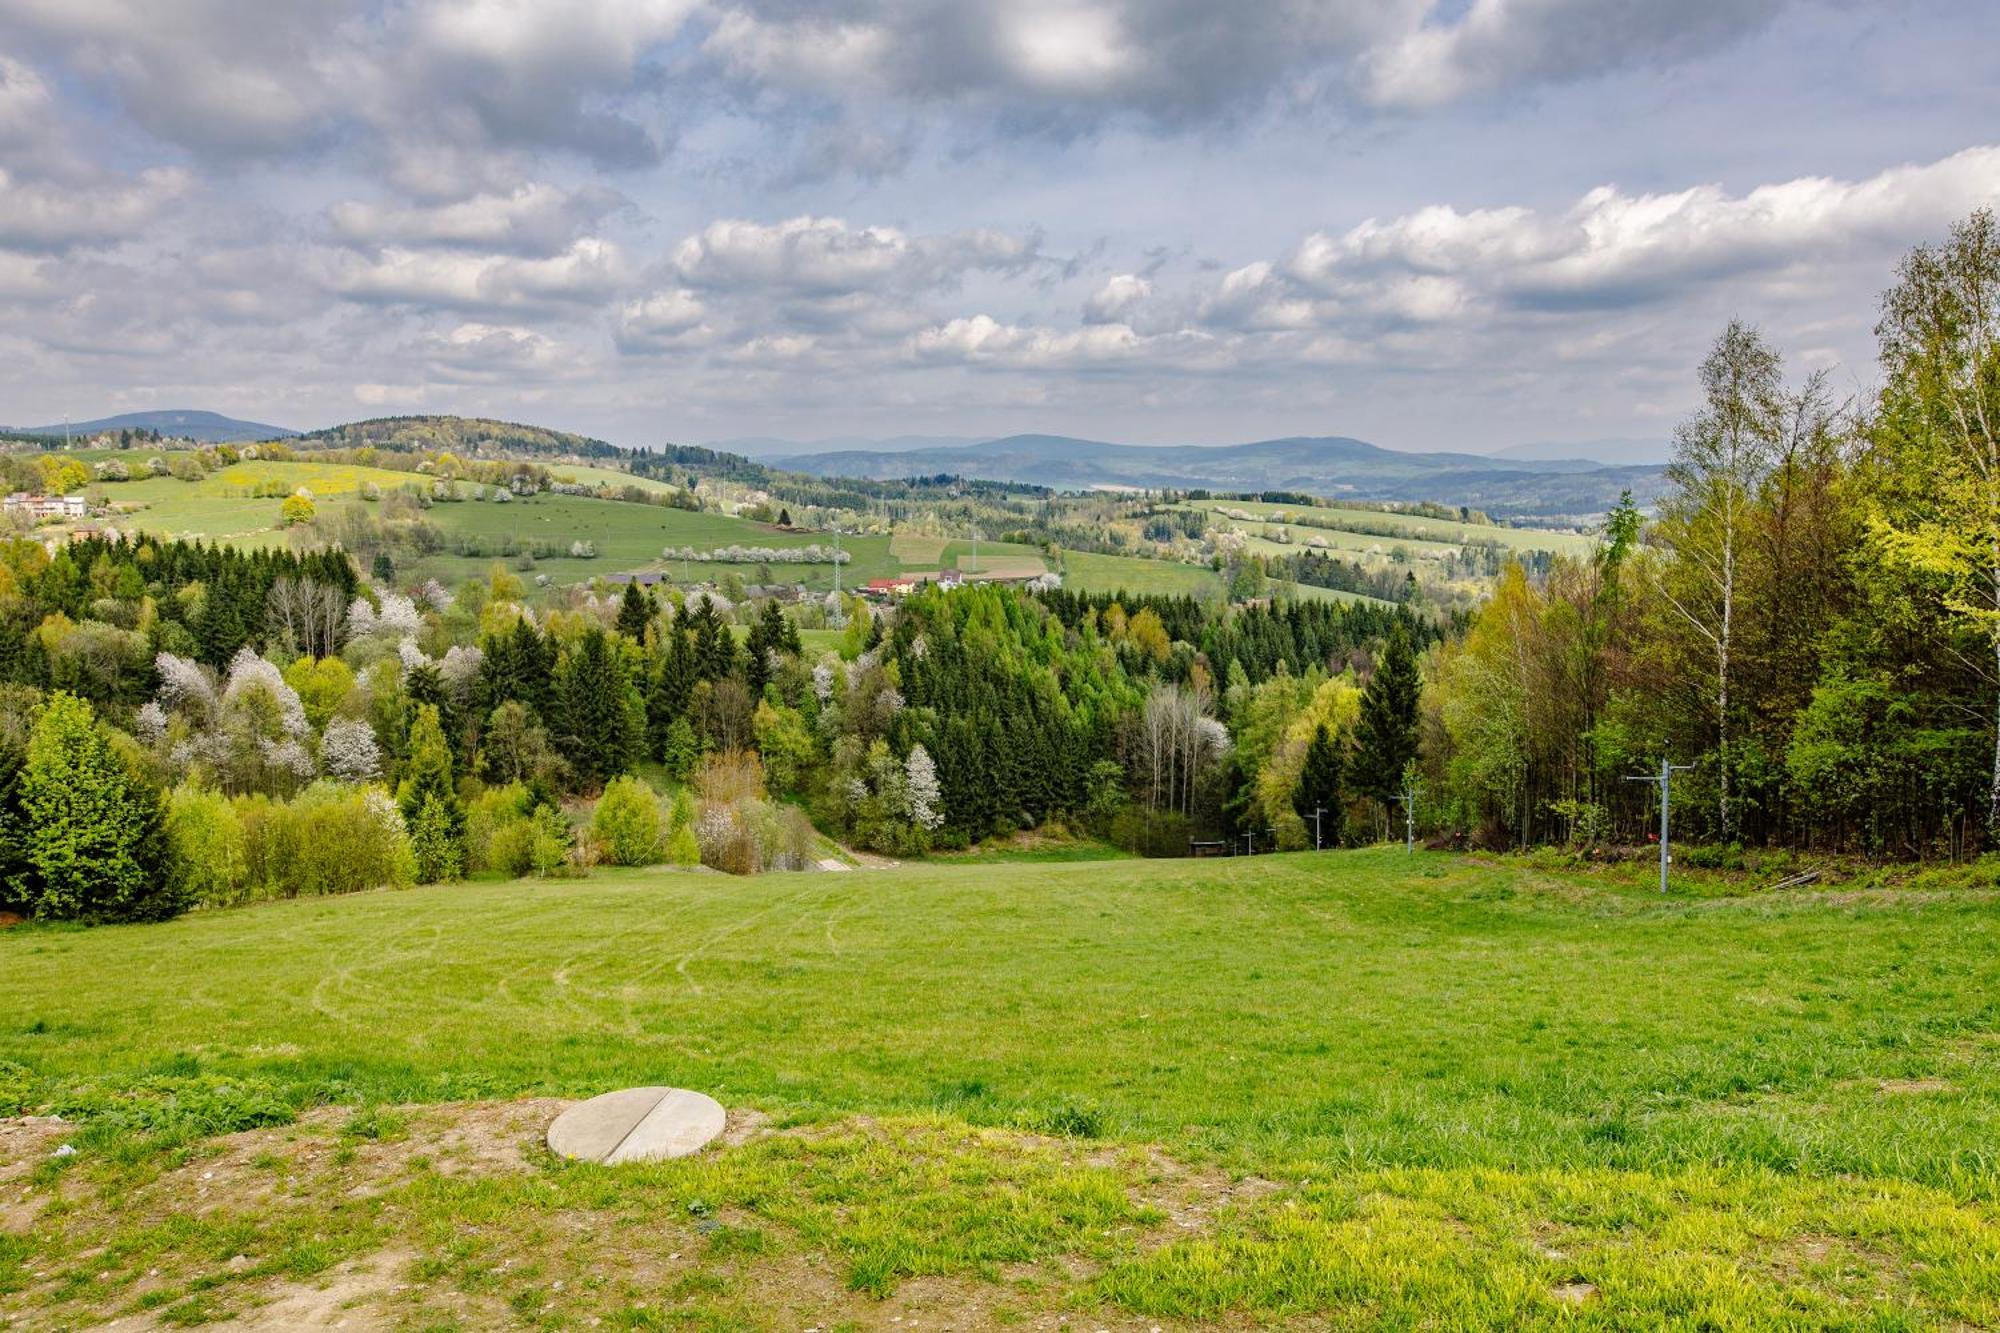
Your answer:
[0,0,1995,453]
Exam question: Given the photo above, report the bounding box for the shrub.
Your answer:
[591,775,662,866]
[695,803,758,874]
[485,818,537,877]
[410,793,465,883]
[529,804,573,878]
[241,782,413,898]
[164,783,248,908]
[695,748,766,805]
[665,818,701,867]
[466,782,535,873]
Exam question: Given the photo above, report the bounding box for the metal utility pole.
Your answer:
[1625,758,1694,894]
[1401,775,1419,853]
[1310,807,1326,851]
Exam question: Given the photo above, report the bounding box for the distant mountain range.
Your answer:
[773,433,1665,521]
[1488,436,1669,466]
[10,409,298,443]
[705,433,989,458]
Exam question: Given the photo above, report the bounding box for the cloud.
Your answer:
[328,183,627,256]
[614,288,712,353]
[669,215,1042,295]
[1276,146,2000,318]
[0,0,692,169]
[334,237,627,312]
[1083,273,1151,324]
[412,321,574,382]
[1360,0,1790,110]
[0,165,190,252]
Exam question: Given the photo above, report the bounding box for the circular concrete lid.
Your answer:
[547,1087,726,1165]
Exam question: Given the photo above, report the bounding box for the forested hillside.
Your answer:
[0,212,1996,924]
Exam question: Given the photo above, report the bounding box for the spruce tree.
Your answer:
[397,703,464,881]
[552,627,637,790]
[648,629,695,757]
[18,693,176,920]
[1352,625,1421,810]
[1293,722,1345,848]
[660,715,701,781]
[615,582,652,639]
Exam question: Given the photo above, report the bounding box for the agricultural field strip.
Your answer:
[1181,499,1595,556]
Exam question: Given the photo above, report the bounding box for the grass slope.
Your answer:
[1185,498,1598,557]
[3,851,1997,1327]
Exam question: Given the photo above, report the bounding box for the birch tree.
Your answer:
[1869,209,2000,833]
[1655,320,1781,841]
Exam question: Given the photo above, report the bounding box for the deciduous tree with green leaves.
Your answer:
[1869,209,2000,833]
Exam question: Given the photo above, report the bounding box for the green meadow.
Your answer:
[1182,498,1597,558]
[3,849,1997,1328]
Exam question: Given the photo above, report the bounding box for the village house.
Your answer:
[3,492,87,521]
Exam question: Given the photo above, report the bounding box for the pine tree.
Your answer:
[1293,722,1344,848]
[1352,625,1421,810]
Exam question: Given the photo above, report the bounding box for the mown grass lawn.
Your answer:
[3,849,1998,1328]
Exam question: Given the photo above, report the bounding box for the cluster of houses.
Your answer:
[608,564,1054,605]
[3,492,86,522]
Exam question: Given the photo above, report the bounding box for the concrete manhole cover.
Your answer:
[547,1087,726,1165]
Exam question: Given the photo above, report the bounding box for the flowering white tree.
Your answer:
[905,744,943,832]
[222,648,308,738]
[439,644,484,697]
[346,597,377,636]
[376,591,421,634]
[153,652,217,722]
[321,717,383,780]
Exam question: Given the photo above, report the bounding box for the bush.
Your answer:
[591,775,662,865]
[695,803,759,874]
[466,782,534,873]
[164,783,248,908]
[240,782,414,898]
[665,818,701,867]
[695,748,766,805]
[410,793,465,883]
[529,804,574,878]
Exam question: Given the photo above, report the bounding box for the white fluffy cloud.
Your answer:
[329,184,625,256]
[670,216,1041,295]
[334,238,627,313]
[1278,146,2000,319]
[0,165,189,252]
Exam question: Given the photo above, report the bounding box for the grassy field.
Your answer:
[1183,498,1597,557]
[3,850,1997,1328]
[1060,549,1225,599]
